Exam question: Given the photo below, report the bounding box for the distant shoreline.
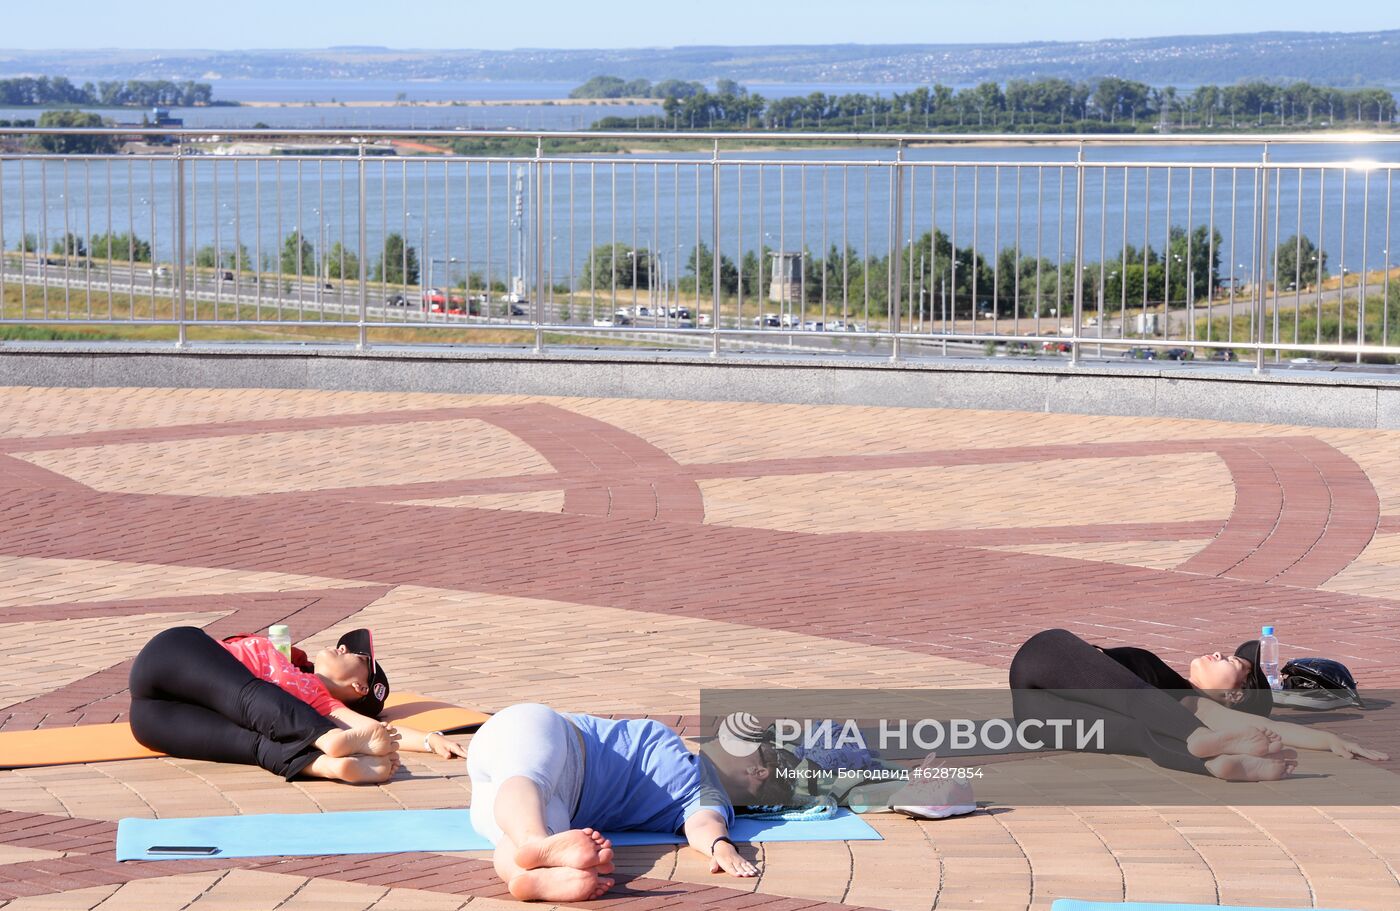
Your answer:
[235,97,653,109]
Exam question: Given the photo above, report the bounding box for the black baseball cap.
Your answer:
[337,628,390,718]
[1232,640,1273,717]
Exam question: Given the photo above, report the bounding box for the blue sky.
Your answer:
[3,0,1395,49]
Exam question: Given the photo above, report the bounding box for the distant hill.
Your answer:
[3,31,1399,88]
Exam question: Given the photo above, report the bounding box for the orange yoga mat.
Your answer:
[0,693,490,769]
[378,694,491,734]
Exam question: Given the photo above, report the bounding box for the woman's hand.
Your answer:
[425,732,468,760]
[710,841,758,877]
[1329,734,1389,761]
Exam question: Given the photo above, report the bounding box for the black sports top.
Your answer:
[1099,646,1194,692]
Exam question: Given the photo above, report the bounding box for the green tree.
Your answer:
[902,230,992,318]
[13,233,38,253]
[683,242,738,295]
[580,243,651,291]
[1275,234,1327,288]
[324,242,360,280]
[196,243,251,271]
[50,232,86,258]
[570,76,631,99]
[27,111,116,154]
[88,232,151,262]
[1164,224,1223,301]
[371,233,419,285]
[740,248,771,298]
[279,230,315,275]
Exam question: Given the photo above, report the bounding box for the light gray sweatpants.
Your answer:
[467,702,585,845]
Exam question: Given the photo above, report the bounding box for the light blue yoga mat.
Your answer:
[1051,900,1361,911]
[116,807,881,861]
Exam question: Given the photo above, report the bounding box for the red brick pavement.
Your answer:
[1,483,1394,683]
[0,586,391,729]
[4,398,1400,909]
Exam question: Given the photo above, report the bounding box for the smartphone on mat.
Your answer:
[146,845,220,855]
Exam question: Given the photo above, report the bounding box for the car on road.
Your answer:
[1161,348,1194,361]
[801,321,825,332]
[1123,346,1157,360]
[1209,349,1239,362]
[592,317,616,327]
[386,293,408,307]
[753,314,782,328]
[220,271,235,282]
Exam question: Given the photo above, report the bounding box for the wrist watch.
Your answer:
[424,731,443,751]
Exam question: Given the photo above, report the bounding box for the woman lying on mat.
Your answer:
[128,626,467,784]
[467,702,796,902]
[1010,628,1387,781]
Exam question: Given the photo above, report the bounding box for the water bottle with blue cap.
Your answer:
[1259,625,1281,691]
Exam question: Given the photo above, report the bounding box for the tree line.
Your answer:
[15,219,1334,318]
[575,227,1330,319]
[589,77,1398,132]
[0,76,217,107]
[12,229,422,284]
[570,75,744,101]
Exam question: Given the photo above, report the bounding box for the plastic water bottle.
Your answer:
[268,624,292,661]
[1259,625,1282,691]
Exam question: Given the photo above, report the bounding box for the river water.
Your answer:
[3,82,1398,293]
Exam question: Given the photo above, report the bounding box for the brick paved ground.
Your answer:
[1,386,1399,910]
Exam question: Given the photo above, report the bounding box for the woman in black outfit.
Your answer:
[128,626,465,784]
[1010,629,1386,780]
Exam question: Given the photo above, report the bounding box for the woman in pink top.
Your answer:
[128,626,465,783]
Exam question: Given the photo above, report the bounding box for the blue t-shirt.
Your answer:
[568,714,735,834]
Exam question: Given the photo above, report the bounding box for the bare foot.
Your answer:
[317,723,400,759]
[334,753,399,784]
[509,867,612,902]
[515,828,609,872]
[584,828,614,870]
[1187,726,1281,759]
[1205,753,1297,781]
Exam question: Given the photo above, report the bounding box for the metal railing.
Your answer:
[2,127,1398,367]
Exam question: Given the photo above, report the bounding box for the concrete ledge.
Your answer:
[3,341,1399,429]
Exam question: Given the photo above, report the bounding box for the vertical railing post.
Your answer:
[356,140,368,350]
[534,137,546,353]
[890,142,905,362]
[174,142,188,348]
[1254,145,1271,373]
[711,140,722,357]
[1070,143,1086,366]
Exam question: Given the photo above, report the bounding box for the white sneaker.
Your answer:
[889,753,978,819]
[892,801,977,820]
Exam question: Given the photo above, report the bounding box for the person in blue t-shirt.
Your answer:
[467,703,795,902]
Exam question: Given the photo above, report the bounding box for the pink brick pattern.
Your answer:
[2,387,1399,910]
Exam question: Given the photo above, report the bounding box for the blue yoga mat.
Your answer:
[1051,901,1361,911]
[116,807,881,861]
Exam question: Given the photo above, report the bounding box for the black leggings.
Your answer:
[128,627,336,780]
[1009,628,1208,775]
